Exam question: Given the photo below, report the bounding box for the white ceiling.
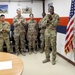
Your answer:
[0,0,43,2]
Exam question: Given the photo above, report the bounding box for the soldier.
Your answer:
[13,8,26,56]
[42,6,59,65]
[27,14,38,54]
[0,14,11,52]
[39,13,46,53]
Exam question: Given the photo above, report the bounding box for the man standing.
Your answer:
[13,8,26,56]
[27,14,38,54]
[39,14,46,53]
[0,14,11,52]
[42,6,59,65]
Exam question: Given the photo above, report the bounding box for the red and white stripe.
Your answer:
[65,14,75,54]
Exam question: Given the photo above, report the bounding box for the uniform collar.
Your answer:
[17,15,22,19]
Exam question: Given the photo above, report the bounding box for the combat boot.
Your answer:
[16,51,20,56]
[8,50,14,54]
[21,51,26,56]
[29,51,32,55]
[52,61,56,65]
[42,58,50,63]
[29,47,32,55]
[40,49,44,53]
[33,49,37,54]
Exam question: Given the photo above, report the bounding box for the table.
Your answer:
[0,52,24,75]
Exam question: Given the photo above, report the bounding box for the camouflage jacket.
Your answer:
[39,15,50,34]
[45,13,59,36]
[13,15,26,36]
[27,19,38,33]
[0,21,10,38]
[50,13,59,30]
[40,15,50,28]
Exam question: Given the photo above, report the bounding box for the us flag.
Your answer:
[65,0,75,54]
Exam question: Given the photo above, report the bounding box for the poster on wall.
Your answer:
[48,3,53,12]
[22,6,32,14]
[0,5,8,13]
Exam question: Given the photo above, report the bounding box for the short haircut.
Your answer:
[16,8,21,11]
[0,14,5,17]
[29,14,34,17]
[50,6,54,9]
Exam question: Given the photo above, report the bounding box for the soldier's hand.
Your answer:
[17,19,22,24]
[21,19,24,24]
[21,21,23,24]
[18,21,21,24]
[2,28,6,31]
[42,25,46,28]
[48,25,52,29]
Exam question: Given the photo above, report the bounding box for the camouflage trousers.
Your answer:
[27,32,37,51]
[0,37,10,52]
[40,33,45,50]
[14,32,25,52]
[45,33,56,62]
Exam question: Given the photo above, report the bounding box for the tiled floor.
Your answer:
[19,52,75,75]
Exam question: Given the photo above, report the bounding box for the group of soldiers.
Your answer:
[0,6,59,65]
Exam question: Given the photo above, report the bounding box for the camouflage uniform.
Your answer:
[39,15,51,53]
[39,18,46,53]
[13,15,26,54]
[27,19,38,54]
[43,13,59,65]
[0,21,10,52]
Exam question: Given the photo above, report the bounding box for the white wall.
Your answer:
[45,0,75,62]
[0,1,43,18]
[45,0,71,17]
[57,33,75,62]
